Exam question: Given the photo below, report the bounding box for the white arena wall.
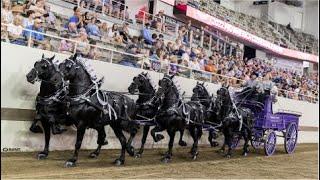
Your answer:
[1,43,318,152]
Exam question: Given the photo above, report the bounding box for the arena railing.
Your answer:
[49,0,242,56]
[1,23,318,104]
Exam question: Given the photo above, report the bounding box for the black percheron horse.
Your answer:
[215,85,254,158]
[59,54,138,167]
[191,82,220,147]
[26,54,107,160]
[128,72,187,158]
[150,74,205,162]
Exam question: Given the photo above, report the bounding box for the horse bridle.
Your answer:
[33,58,67,103]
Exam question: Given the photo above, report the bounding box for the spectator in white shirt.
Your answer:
[1,0,13,24]
[23,10,35,27]
[7,15,25,45]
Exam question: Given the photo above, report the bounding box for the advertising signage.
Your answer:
[186,6,318,63]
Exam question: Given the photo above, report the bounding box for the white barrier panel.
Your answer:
[1,43,318,152]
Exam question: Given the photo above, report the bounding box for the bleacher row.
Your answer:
[186,0,318,55]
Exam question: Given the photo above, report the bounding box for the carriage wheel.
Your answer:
[251,136,262,149]
[231,136,240,149]
[284,123,298,154]
[264,130,277,156]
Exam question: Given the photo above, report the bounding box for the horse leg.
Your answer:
[189,126,197,160]
[111,125,127,166]
[48,116,66,135]
[162,129,176,163]
[65,121,86,167]
[89,127,108,158]
[126,125,137,157]
[242,129,250,157]
[178,129,187,146]
[135,125,150,158]
[208,130,214,147]
[224,129,233,158]
[37,119,50,160]
[151,126,165,142]
[209,130,219,147]
[30,119,43,133]
[216,135,226,153]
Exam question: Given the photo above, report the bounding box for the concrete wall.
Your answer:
[220,0,318,37]
[233,0,269,19]
[220,0,235,11]
[303,1,319,38]
[154,0,174,16]
[256,49,267,59]
[268,1,304,30]
[1,43,318,152]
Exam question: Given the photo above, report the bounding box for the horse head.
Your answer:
[215,85,231,117]
[191,81,209,101]
[26,54,56,84]
[128,72,153,94]
[156,74,175,97]
[59,54,94,96]
[58,54,79,81]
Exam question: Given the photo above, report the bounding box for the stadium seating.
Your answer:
[187,0,318,55]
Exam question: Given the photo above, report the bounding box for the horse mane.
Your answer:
[200,83,210,97]
[140,73,156,91]
[75,57,99,82]
[172,79,182,98]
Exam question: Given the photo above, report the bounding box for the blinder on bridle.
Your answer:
[31,54,57,82]
[65,58,80,69]
[156,75,174,98]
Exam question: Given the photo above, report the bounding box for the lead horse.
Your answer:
[59,54,138,167]
[26,54,107,160]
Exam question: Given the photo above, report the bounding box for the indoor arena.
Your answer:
[1,0,318,179]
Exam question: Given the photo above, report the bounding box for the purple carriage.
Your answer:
[238,95,301,156]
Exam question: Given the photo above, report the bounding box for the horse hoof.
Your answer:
[89,152,98,158]
[30,125,43,133]
[224,154,231,159]
[102,140,108,146]
[213,142,219,147]
[126,146,135,157]
[135,153,142,159]
[155,134,164,142]
[114,159,124,166]
[161,157,171,163]
[242,152,248,157]
[37,152,48,160]
[215,149,224,154]
[179,140,187,147]
[64,160,76,168]
[192,155,198,160]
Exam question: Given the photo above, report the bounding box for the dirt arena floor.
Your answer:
[1,143,318,179]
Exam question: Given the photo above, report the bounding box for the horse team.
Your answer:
[26,54,255,167]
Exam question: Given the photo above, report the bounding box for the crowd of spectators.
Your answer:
[1,0,318,103]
